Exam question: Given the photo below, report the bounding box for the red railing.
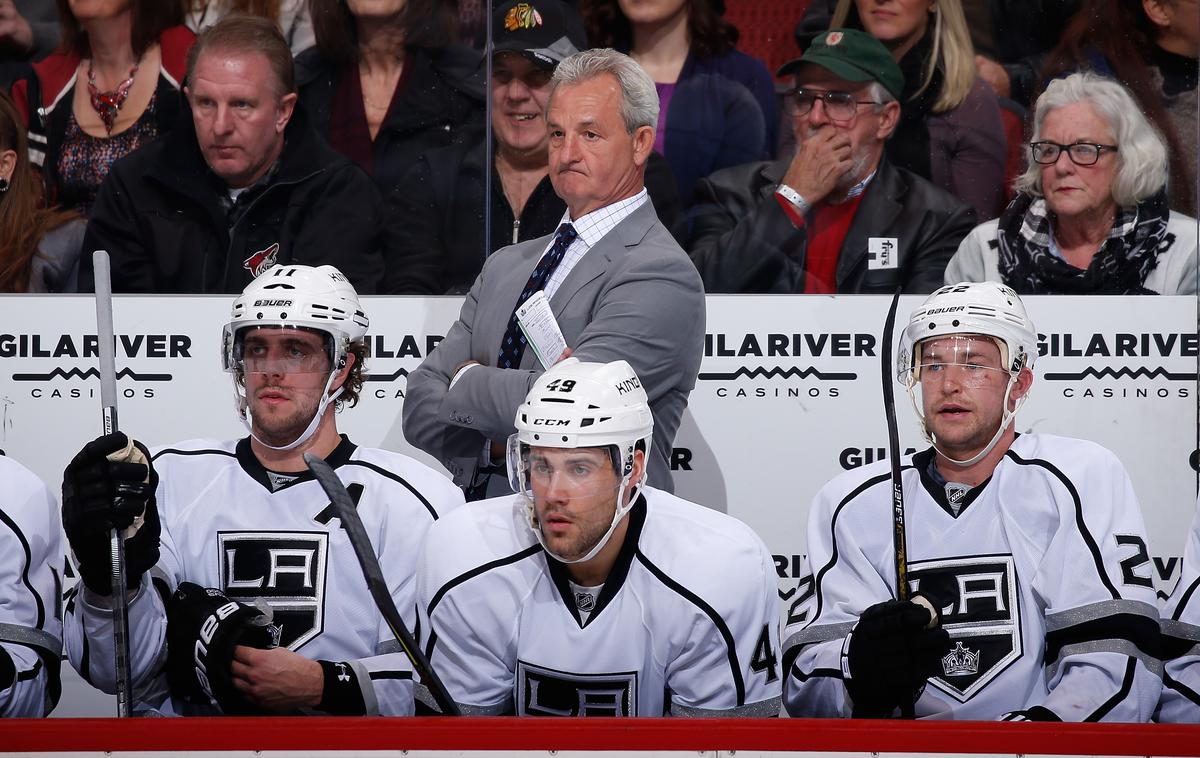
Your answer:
[2,717,1199,754]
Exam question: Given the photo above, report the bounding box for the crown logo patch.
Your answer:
[942,642,981,677]
[505,3,544,31]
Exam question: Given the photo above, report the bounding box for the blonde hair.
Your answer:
[831,0,975,112]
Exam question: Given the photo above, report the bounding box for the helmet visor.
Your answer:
[509,436,623,502]
[914,335,1011,388]
[228,326,334,375]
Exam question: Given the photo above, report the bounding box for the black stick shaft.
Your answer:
[303,453,461,716]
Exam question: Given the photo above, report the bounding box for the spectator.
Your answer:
[387,0,683,294]
[829,0,1007,219]
[11,0,191,215]
[402,48,704,500]
[581,0,777,209]
[184,0,314,56]
[0,0,61,87]
[78,15,387,294]
[0,90,82,292]
[1038,0,1197,215]
[945,73,1197,295]
[689,29,975,294]
[0,455,64,717]
[297,0,484,193]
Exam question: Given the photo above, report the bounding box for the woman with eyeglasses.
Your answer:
[828,0,1007,220]
[945,72,1197,295]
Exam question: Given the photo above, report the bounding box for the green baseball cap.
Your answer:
[778,28,904,101]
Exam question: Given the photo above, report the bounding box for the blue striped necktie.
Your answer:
[496,223,577,369]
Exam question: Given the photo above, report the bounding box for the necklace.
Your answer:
[87,61,139,135]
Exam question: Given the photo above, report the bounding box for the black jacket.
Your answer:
[79,105,386,294]
[687,156,976,294]
[387,138,685,294]
[295,45,485,193]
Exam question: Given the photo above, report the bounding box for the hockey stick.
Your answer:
[302,453,462,716]
[93,250,133,718]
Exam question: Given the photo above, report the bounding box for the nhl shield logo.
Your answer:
[218,531,329,649]
[909,555,1021,702]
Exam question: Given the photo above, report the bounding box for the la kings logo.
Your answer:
[909,554,1021,702]
[218,531,329,649]
[516,661,638,716]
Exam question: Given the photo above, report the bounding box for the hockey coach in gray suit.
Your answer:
[403,48,705,500]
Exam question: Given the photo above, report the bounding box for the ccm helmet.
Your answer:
[222,265,369,451]
[507,358,653,564]
[897,282,1038,466]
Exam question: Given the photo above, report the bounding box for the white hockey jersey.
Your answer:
[416,487,782,716]
[1157,496,1200,723]
[64,436,462,716]
[0,455,64,717]
[784,433,1161,721]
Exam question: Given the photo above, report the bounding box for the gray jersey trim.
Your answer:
[671,695,781,718]
[1161,617,1200,644]
[0,622,60,658]
[1045,639,1162,682]
[376,638,403,655]
[1045,599,1159,631]
[414,682,510,716]
[782,621,855,653]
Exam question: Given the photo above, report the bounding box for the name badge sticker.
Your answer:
[868,237,899,270]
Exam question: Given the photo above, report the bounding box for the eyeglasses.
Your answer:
[793,88,881,121]
[1029,141,1118,166]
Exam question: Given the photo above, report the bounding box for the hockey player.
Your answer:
[783,282,1161,721]
[1157,496,1200,722]
[0,455,63,717]
[61,265,463,716]
[416,359,781,716]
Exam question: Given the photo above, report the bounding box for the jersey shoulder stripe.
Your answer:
[152,438,237,462]
[0,504,43,628]
[340,459,440,520]
[1004,448,1119,599]
[428,545,542,615]
[634,548,746,707]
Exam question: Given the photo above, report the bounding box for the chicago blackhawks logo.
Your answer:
[504,3,543,31]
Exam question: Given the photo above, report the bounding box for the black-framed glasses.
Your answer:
[793,88,882,121]
[1029,141,1119,166]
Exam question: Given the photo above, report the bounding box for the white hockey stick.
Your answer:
[92,250,132,718]
[303,453,461,716]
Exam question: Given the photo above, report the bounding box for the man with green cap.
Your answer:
[688,28,975,295]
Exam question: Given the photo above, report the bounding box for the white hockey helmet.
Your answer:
[897,282,1039,466]
[221,265,369,451]
[507,358,653,564]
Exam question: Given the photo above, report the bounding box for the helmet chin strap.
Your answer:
[523,469,644,566]
[236,369,343,453]
[908,374,1026,468]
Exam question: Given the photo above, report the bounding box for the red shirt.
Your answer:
[801,194,864,294]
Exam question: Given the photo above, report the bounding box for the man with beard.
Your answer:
[783,282,1161,721]
[688,29,975,294]
[415,359,781,716]
[61,265,463,716]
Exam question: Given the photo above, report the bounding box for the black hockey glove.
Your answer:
[166,582,281,715]
[62,432,160,595]
[1000,705,1062,721]
[0,645,13,693]
[843,597,951,718]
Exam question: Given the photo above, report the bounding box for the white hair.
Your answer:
[549,48,659,133]
[1015,72,1169,207]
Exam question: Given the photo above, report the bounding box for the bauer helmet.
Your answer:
[222,265,369,451]
[897,282,1038,466]
[507,358,653,564]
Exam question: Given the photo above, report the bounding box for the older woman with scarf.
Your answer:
[945,72,1197,295]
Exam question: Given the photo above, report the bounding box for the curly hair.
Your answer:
[335,340,368,411]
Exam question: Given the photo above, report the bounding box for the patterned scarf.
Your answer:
[996,190,1173,294]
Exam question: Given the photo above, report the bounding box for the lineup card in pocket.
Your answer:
[516,291,568,369]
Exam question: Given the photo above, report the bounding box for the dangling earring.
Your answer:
[0,177,9,193]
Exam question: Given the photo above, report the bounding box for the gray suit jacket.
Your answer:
[402,199,705,493]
